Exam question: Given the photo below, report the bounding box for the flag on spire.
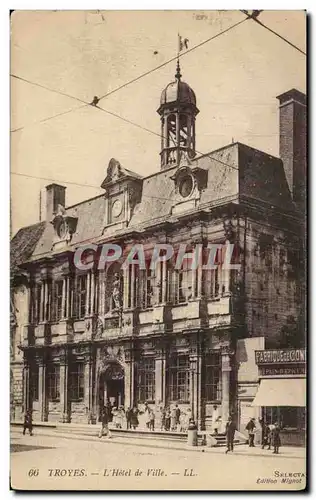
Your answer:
[178,34,189,53]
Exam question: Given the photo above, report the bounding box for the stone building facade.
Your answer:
[11,65,306,433]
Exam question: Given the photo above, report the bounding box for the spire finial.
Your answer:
[175,57,182,81]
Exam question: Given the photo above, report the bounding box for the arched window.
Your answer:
[167,114,176,148]
[179,114,189,147]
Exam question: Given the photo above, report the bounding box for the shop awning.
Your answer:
[252,378,306,407]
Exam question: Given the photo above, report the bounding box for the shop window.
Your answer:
[169,355,190,402]
[137,358,155,403]
[30,365,39,401]
[47,364,60,402]
[69,363,84,401]
[263,406,303,430]
[204,353,222,402]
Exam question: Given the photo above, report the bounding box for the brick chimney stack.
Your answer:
[46,183,66,221]
[277,89,306,213]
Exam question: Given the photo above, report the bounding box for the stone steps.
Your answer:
[12,421,246,447]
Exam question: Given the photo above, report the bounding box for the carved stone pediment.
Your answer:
[101,158,143,231]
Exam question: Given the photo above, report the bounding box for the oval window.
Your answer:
[179,175,193,198]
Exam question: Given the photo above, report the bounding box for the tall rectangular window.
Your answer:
[47,364,60,401]
[171,262,193,305]
[138,264,156,309]
[204,353,222,402]
[74,275,87,319]
[69,362,84,401]
[137,357,155,403]
[204,246,223,299]
[30,365,39,401]
[51,280,63,322]
[35,283,42,323]
[169,355,190,402]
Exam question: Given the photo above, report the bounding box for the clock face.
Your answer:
[112,198,123,218]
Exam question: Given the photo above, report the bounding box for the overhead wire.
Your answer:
[10,15,249,134]
[240,10,306,55]
[10,12,306,207]
[97,17,249,102]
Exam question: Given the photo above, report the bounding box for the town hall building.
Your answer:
[11,61,306,441]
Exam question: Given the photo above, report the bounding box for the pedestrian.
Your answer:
[112,407,119,428]
[154,402,162,431]
[130,405,139,430]
[271,422,281,454]
[246,417,256,447]
[175,404,181,431]
[126,407,132,430]
[98,406,111,439]
[117,406,124,429]
[211,404,220,435]
[23,409,33,436]
[149,409,155,431]
[170,406,177,431]
[225,415,236,453]
[259,418,271,449]
[160,405,166,431]
[144,403,152,430]
[165,407,171,431]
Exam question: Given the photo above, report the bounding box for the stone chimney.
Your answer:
[277,89,306,212]
[46,183,66,221]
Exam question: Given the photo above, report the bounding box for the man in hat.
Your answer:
[225,415,236,453]
[23,409,33,436]
[245,417,256,447]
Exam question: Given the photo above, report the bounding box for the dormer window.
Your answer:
[51,206,77,248]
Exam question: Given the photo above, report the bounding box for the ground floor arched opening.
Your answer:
[98,363,125,421]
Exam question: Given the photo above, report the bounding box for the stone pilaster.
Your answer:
[90,272,95,316]
[221,347,234,425]
[124,344,134,408]
[83,350,93,422]
[61,277,67,319]
[38,357,47,421]
[85,272,91,317]
[189,335,201,426]
[59,348,69,423]
[23,359,30,413]
[155,346,166,405]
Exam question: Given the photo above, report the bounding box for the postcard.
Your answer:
[10,10,306,491]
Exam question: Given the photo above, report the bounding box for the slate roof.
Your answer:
[11,141,296,266]
[11,221,46,274]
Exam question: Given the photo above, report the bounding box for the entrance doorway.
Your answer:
[98,363,124,421]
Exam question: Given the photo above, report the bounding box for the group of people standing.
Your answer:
[225,416,281,454]
[126,402,193,432]
[98,401,193,437]
[245,417,281,454]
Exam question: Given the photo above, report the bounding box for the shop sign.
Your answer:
[260,365,306,377]
[255,349,306,365]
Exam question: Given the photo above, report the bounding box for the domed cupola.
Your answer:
[157,60,199,169]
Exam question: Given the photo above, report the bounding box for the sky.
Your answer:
[10,10,306,235]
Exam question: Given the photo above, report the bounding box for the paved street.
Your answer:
[11,428,306,491]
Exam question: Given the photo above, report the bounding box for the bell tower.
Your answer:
[158,60,199,170]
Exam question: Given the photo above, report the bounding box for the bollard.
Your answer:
[187,420,198,447]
